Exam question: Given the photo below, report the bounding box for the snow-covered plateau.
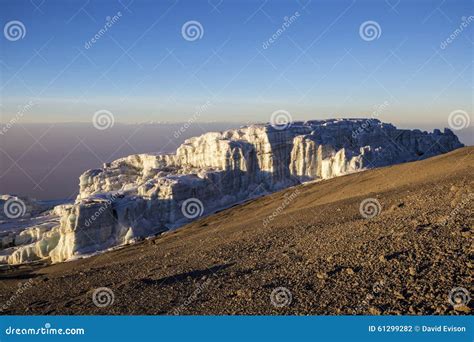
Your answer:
[0,119,464,265]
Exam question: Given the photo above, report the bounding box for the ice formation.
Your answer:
[0,119,463,264]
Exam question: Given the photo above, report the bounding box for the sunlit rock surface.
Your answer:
[1,119,463,264]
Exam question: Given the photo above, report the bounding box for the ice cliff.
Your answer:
[0,119,463,264]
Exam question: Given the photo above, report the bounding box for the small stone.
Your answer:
[316,272,327,279]
[345,268,355,275]
[379,255,387,262]
[236,289,251,298]
[454,305,470,313]
[409,267,416,276]
[394,291,405,300]
[368,306,381,315]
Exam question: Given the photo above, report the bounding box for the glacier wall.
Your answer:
[1,119,463,264]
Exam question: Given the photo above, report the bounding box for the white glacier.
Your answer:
[0,119,464,264]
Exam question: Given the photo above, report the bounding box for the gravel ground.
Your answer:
[0,147,472,315]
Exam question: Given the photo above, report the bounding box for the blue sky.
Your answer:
[0,0,472,128]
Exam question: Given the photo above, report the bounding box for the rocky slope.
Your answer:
[0,147,471,315]
[0,119,463,265]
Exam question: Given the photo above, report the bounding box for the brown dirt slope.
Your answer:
[0,147,472,315]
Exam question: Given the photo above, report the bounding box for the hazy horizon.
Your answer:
[1,120,471,201]
[1,0,472,199]
[0,122,243,200]
[1,0,472,126]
